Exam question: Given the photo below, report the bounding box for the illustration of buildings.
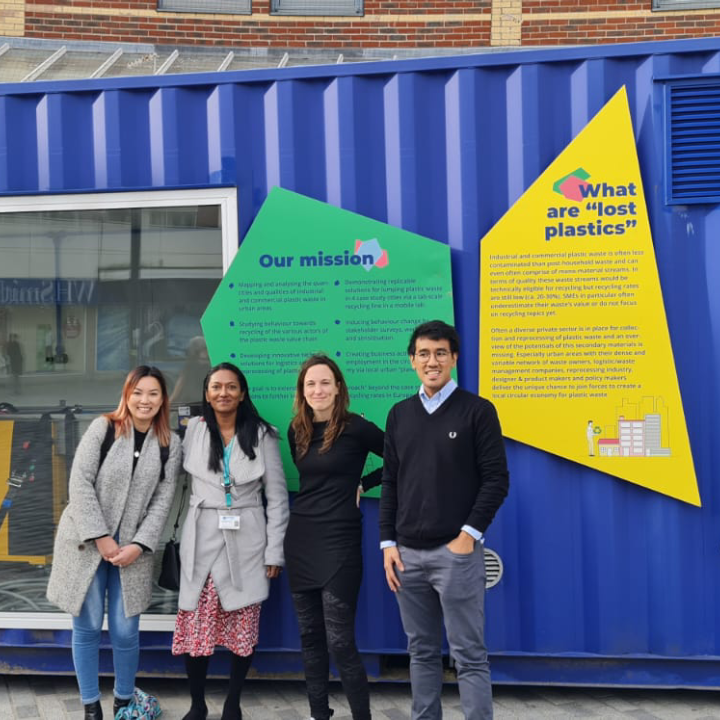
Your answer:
[618,417,645,456]
[598,439,621,457]
[644,414,672,457]
[609,405,672,458]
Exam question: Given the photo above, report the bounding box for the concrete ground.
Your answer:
[2,674,720,720]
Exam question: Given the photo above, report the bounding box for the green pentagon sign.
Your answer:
[202,188,454,490]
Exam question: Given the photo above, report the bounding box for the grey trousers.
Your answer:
[395,543,491,720]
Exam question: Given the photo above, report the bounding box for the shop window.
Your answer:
[0,188,235,625]
[271,0,363,16]
[158,0,251,14]
[653,0,720,9]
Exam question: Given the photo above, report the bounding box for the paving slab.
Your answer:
[2,675,720,719]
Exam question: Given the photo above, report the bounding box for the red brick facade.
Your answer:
[521,1,720,45]
[24,1,492,48]
[14,0,720,49]
[523,17,720,45]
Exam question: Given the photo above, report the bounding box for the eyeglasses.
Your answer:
[414,349,452,362]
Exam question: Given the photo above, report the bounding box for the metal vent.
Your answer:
[666,81,720,204]
[271,0,362,15]
[158,0,251,14]
[484,548,503,589]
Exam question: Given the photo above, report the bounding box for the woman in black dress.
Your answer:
[285,354,384,720]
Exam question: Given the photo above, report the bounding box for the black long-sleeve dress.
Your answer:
[284,414,384,604]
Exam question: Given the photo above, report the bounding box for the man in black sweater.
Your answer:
[379,320,509,720]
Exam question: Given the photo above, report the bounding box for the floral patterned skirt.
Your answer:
[171,575,261,657]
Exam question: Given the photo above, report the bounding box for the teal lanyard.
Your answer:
[223,437,235,508]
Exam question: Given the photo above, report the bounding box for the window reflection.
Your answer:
[0,199,224,617]
[0,205,221,409]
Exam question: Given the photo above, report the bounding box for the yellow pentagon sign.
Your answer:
[479,86,700,506]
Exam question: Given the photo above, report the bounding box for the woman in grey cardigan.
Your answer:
[171,362,289,720]
[47,365,180,720]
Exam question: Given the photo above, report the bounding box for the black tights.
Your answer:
[292,588,370,720]
[184,651,254,720]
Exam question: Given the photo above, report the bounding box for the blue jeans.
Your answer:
[71,561,140,704]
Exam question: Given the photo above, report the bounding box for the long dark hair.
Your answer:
[202,362,276,472]
[104,365,171,447]
[290,354,350,459]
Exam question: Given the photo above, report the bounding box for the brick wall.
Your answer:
[16,1,720,49]
[0,0,25,38]
[521,1,720,45]
[23,1,491,48]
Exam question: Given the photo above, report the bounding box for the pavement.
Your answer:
[2,674,720,720]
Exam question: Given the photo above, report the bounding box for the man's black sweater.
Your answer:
[379,388,509,549]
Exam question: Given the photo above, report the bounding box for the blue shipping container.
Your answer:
[2,37,720,687]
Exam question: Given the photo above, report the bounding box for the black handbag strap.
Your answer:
[170,474,189,541]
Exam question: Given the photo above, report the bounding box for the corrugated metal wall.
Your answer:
[3,37,720,685]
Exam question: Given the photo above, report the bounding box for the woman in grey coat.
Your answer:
[47,366,180,720]
[171,362,289,720]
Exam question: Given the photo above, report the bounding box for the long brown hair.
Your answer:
[104,365,171,447]
[291,354,350,459]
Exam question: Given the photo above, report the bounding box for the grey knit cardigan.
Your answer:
[47,416,181,617]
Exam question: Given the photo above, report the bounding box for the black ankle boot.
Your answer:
[220,699,242,720]
[113,696,131,716]
[83,700,103,720]
[310,709,334,720]
[180,702,208,720]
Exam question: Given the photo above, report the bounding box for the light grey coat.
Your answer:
[178,417,289,612]
[47,416,181,617]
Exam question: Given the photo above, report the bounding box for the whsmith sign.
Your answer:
[0,279,97,305]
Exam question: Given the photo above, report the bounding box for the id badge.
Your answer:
[218,515,240,531]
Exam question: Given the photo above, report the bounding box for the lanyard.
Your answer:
[222,436,235,508]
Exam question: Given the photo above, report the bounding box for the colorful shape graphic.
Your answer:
[553,168,591,201]
[354,238,389,272]
[479,87,700,506]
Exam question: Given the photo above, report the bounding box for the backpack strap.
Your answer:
[98,420,115,472]
[159,443,170,481]
[99,418,170,480]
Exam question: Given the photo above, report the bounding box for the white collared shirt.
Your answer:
[419,378,458,414]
